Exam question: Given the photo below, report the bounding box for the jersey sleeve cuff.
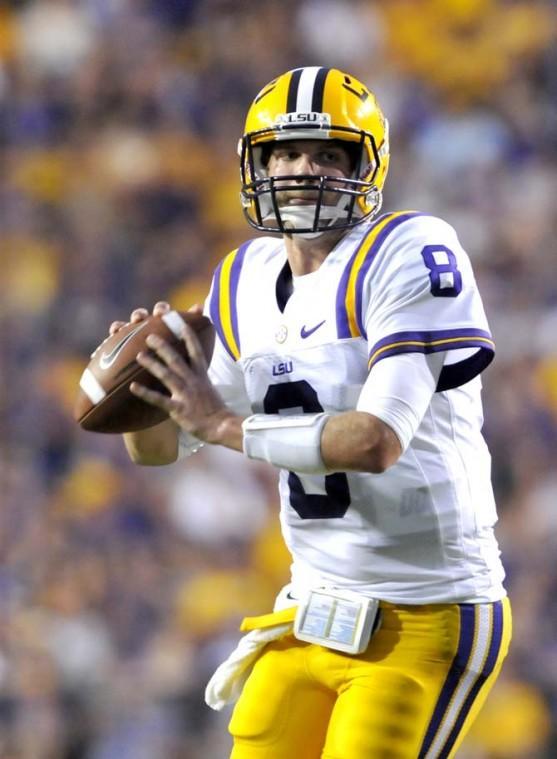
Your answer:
[367,329,495,391]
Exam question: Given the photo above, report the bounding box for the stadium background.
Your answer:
[1,0,556,756]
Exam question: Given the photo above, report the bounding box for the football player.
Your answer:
[116,67,511,758]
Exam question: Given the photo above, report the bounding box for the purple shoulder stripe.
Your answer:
[209,241,251,361]
[354,212,423,338]
[229,242,250,355]
[336,211,423,340]
[209,259,227,354]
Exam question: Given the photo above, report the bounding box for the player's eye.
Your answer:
[272,148,300,162]
[285,150,303,162]
[318,149,345,165]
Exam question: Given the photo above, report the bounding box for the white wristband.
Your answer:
[242,413,330,474]
[177,429,204,459]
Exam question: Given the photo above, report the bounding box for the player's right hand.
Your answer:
[109,301,171,336]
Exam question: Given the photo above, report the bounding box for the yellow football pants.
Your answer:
[229,598,511,758]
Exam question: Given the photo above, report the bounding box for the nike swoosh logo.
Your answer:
[99,322,148,370]
[300,320,326,339]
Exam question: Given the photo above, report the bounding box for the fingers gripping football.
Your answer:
[135,334,190,396]
[109,303,170,336]
[130,325,225,442]
[181,319,208,371]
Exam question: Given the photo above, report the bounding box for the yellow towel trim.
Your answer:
[240,606,297,632]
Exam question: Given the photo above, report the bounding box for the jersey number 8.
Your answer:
[421,244,462,297]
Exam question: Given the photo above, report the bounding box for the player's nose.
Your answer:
[293,153,320,181]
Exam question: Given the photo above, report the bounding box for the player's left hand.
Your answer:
[130,322,234,445]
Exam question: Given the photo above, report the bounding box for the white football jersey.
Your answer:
[204,211,506,604]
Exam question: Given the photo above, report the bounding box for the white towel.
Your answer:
[204,621,293,711]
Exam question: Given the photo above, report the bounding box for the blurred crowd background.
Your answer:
[1,0,556,757]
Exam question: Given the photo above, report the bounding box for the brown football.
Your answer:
[74,311,215,433]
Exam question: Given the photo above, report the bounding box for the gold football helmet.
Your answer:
[239,67,390,236]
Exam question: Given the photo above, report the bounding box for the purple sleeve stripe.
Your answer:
[418,604,477,758]
[368,337,495,368]
[367,329,495,389]
[368,329,495,367]
[354,211,423,337]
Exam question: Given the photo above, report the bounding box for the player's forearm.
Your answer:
[321,411,402,474]
[123,418,180,465]
[241,409,402,475]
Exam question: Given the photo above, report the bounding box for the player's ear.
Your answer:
[187,303,203,315]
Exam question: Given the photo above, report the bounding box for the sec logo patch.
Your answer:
[275,325,288,343]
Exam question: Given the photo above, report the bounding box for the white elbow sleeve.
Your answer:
[242,413,330,474]
[357,352,444,452]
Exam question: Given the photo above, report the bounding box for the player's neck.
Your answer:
[283,229,346,276]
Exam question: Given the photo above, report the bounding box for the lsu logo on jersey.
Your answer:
[272,361,293,376]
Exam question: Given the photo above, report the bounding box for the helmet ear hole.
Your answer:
[341,141,363,176]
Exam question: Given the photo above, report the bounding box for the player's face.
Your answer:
[266,140,353,207]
